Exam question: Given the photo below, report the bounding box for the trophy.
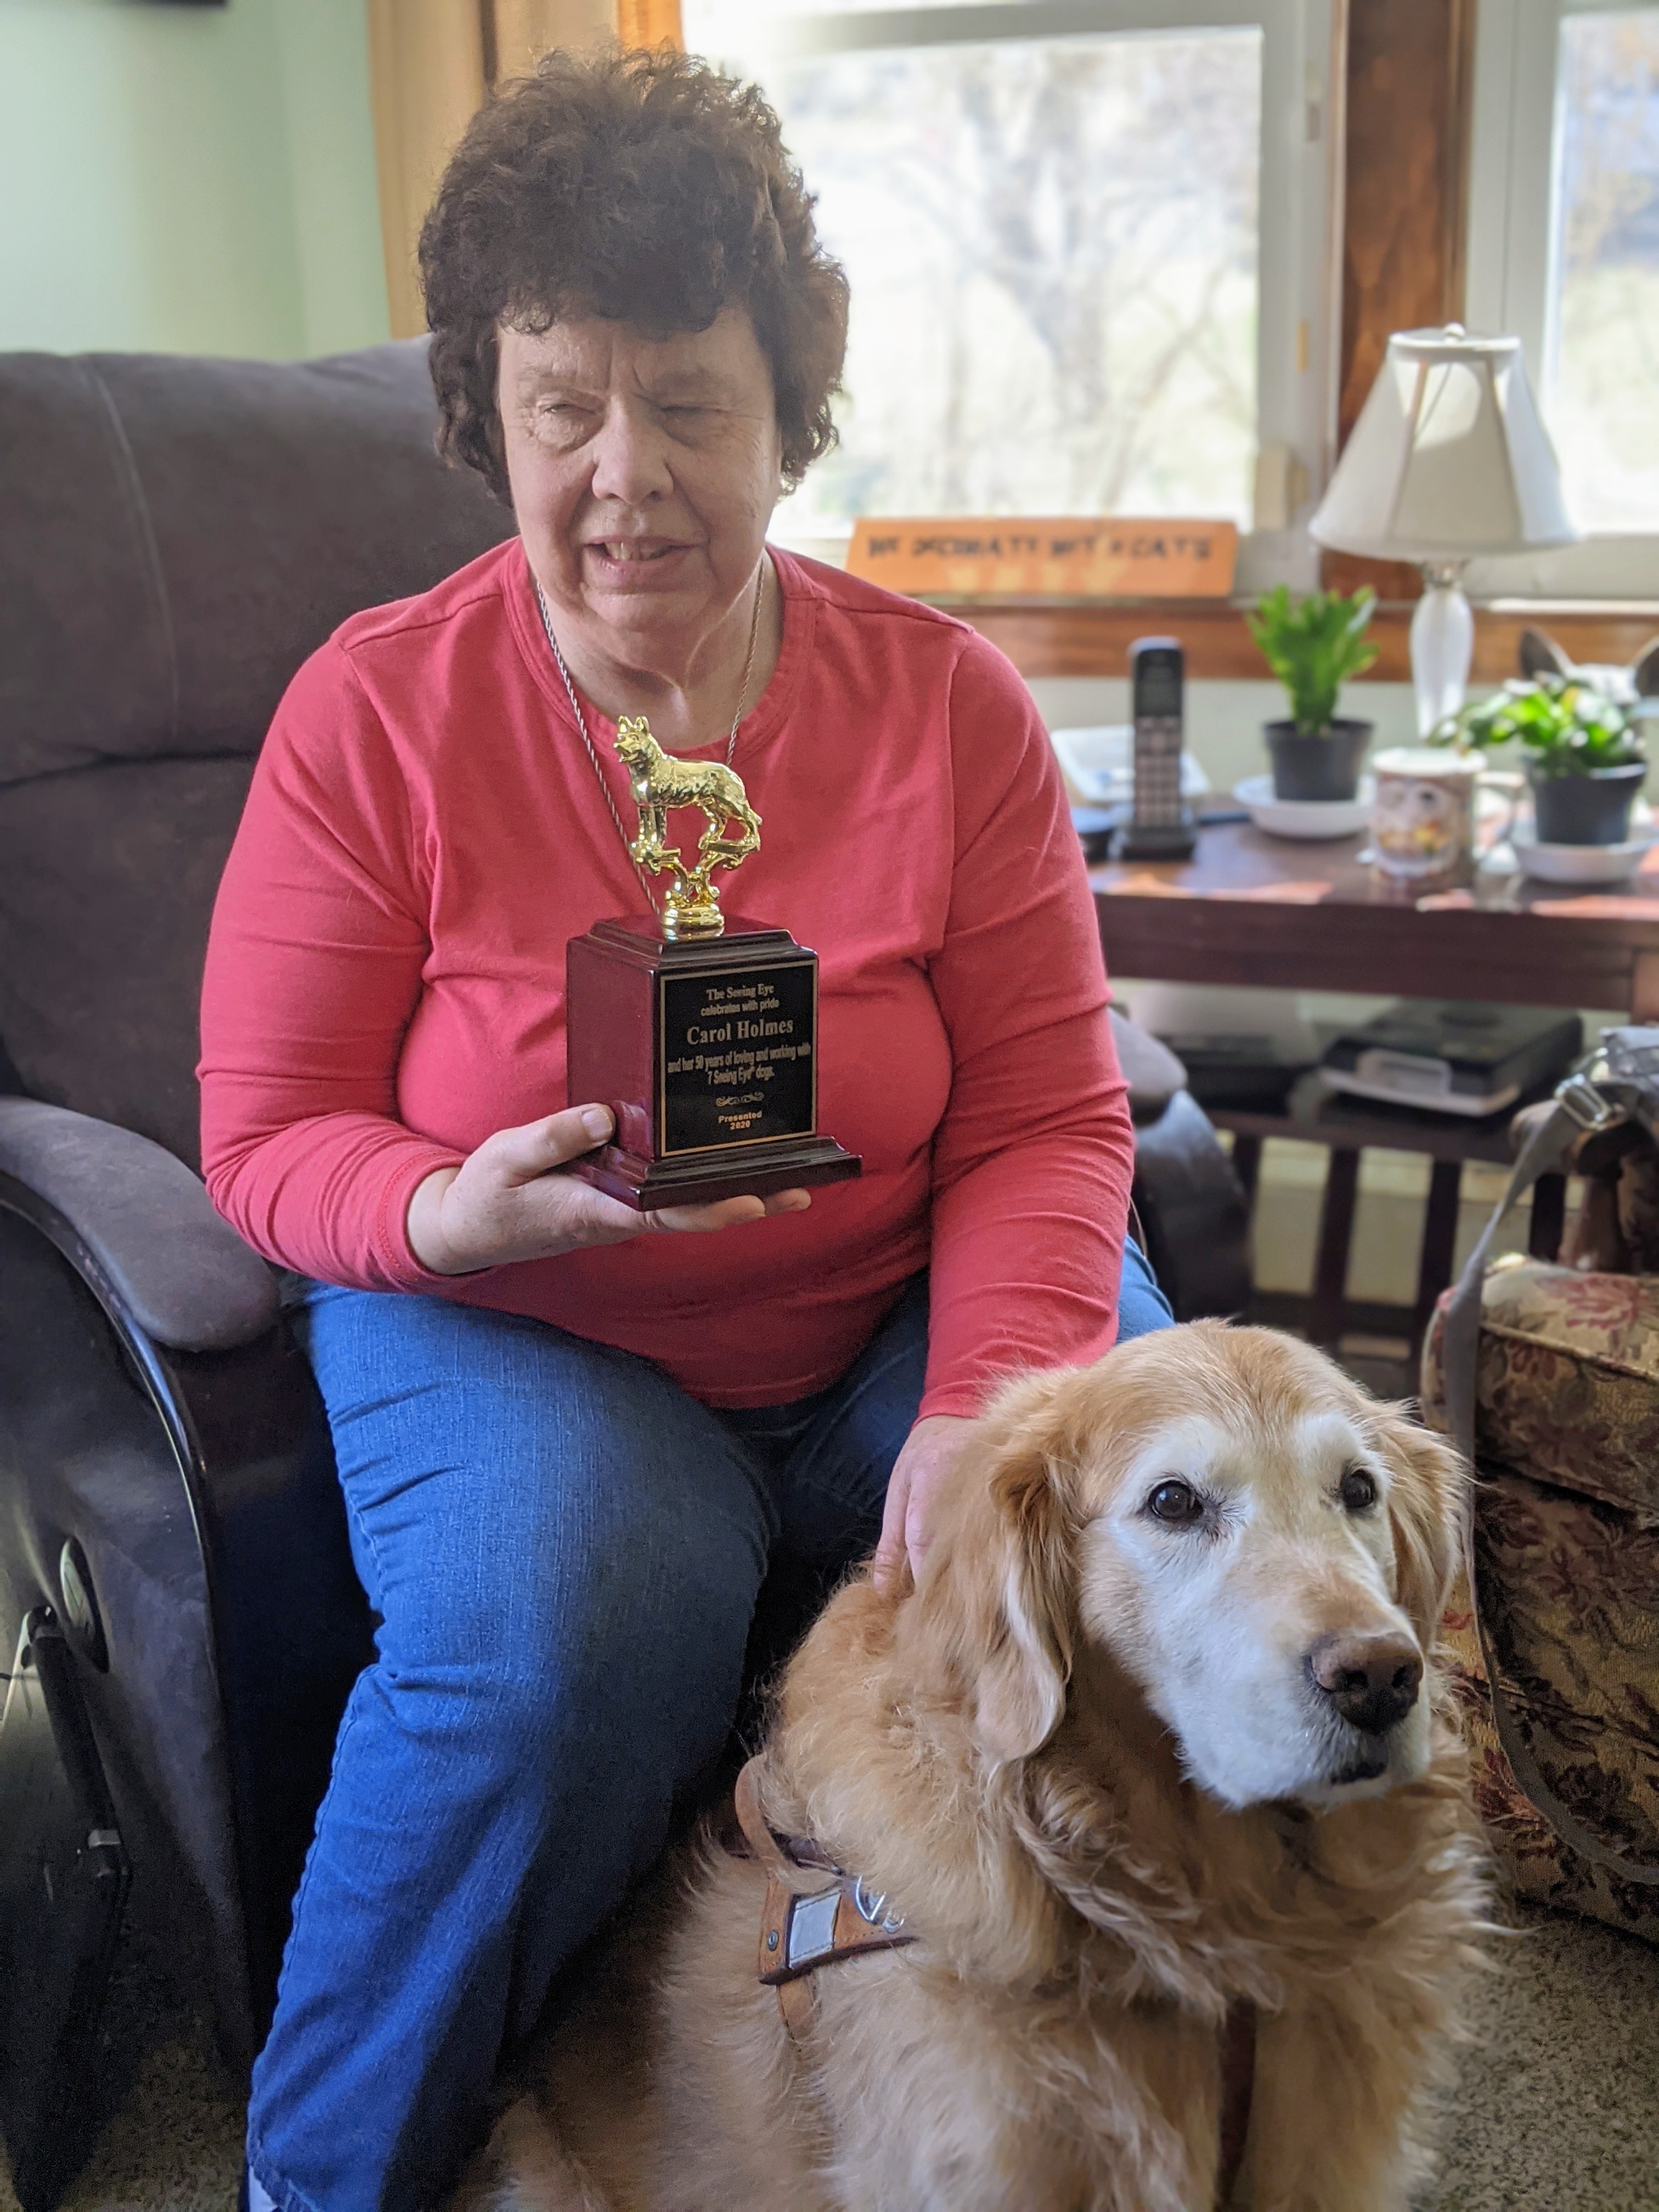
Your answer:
[566,718,863,1210]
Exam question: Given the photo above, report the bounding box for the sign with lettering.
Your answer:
[845,518,1238,600]
[658,963,817,1153]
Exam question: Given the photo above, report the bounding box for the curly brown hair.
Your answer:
[419,46,849,505]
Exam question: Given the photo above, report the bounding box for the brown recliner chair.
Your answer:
[0,341,511,2210]
[0,340,1247,2209]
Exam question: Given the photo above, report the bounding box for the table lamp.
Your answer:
[1308,325,1577,735]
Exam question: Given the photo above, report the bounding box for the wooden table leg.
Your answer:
[1310,1148,1361,1347]
[1413,1158,1464,1348]
[1230,1133,1263,1218]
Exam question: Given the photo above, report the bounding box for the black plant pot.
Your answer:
[1266,720,1373,803]
[1530,761,1647,846]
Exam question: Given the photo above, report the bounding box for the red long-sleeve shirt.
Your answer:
[198,541,1133,1414]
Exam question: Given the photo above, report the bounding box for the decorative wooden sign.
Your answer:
[845,518,1239,600]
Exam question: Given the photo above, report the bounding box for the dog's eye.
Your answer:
[1339,1465,1378,1512]
[1147,1479,1205,1525]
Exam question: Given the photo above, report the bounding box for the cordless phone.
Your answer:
[1112,637,1197,860]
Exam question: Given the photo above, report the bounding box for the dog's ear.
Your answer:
[1372,1407,1468,1643]
[918,1402,1079,1764]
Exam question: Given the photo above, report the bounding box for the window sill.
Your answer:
[939,597,1659,684]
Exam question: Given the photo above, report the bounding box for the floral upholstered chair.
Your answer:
[1421,1125,1659,1943]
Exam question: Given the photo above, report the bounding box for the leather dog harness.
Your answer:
[732,1757,915,2040]
[727,1758,1257,2206]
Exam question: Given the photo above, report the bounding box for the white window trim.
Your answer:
[689,0,1339,592]
[1464,0,1659,598]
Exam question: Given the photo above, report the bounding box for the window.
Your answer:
[1466,0,1659,594]
[683,1,1337,589]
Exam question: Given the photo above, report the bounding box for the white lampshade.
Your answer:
[1309,325,1577,561]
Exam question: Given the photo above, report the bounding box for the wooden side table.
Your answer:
[1092,820,1659,1018]
[1086,820,1639,1372]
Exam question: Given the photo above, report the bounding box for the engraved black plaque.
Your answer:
[660,961,816,1153]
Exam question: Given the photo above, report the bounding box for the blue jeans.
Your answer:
[249,1249,1172,2212]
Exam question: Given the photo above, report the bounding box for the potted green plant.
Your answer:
[1434,676,1649,845]
[1247,585,1379,802]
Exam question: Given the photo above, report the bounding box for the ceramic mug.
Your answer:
[1368,748,1522,883]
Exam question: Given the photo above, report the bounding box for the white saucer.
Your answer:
[1233,774,1374,840]
[1512,829,1656,885]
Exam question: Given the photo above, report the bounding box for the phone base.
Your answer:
[1110,817,1198,861]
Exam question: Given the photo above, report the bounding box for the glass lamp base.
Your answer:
[1411,563,1474,736]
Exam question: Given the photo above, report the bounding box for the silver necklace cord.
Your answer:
[534,563,768,913]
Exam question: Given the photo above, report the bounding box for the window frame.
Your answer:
[685,0,1341,592]
[1464,0,1659,596]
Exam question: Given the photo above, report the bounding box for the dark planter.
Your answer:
[1266,719,1372,803]
[1530,761,1647,845]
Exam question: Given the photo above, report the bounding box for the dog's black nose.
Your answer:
[1306,1632,1423,1735]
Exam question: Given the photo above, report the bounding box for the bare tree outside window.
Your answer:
[1553,8,1659,532]
[687,21,1262,537]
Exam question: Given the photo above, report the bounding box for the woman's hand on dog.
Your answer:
[405,1104,811,1274]
[873,1413,981,1592]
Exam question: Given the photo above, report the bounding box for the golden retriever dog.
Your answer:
[459,1322,1491,2212]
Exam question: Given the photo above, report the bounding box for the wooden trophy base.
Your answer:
[573,1132,861,1211]
[565,917,862,1211]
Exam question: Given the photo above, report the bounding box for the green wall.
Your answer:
[0,0,390,359]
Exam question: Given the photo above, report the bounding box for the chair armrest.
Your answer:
[0,1099,279,1352]
[1110,1008,1187,1123]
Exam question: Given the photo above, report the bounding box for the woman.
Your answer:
[199,47,1167,2212]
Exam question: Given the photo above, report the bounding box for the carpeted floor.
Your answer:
[4,1902,1656,2212]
